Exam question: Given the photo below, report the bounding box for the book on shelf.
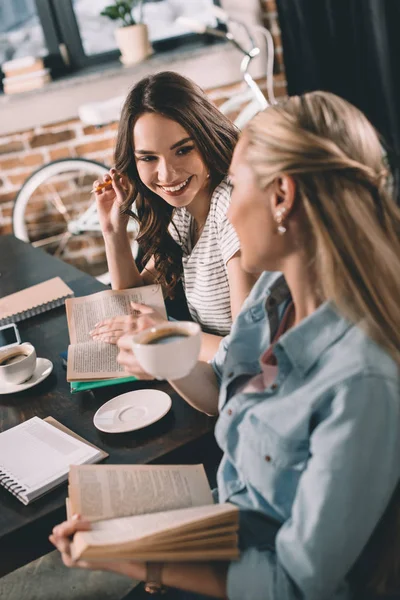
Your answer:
[0,277,74,326]
[2,56,46,77]
[65,284,167,382]
[0,417,107,505]
[3,70,51,95]
[67,463,239,563]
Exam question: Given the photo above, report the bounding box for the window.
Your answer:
[0,0,47,64]
[54,0,225,69]
[0,0,224,81]
[71,0,221,57]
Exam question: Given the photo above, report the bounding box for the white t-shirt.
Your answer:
[169,177,240,336]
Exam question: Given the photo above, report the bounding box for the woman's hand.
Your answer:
[117,333,154,380]
[49,514,92,569]
[90,302,166,345]
[49,515,146,579]
[116,305,161,380]
[93,168,130,236]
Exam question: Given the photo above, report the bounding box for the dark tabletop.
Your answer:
[0,235,217,577]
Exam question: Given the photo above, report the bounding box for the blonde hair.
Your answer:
[247,91,400,366]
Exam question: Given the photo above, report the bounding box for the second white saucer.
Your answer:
[93,389,172,433]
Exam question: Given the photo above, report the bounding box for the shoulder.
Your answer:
[169,208,188,241]
[209,177,233,224]
[334,325,400,384]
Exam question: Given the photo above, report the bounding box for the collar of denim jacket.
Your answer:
[273,300,353,377]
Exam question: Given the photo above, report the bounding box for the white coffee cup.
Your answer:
[0,343,37,385]
[131,321,201,380]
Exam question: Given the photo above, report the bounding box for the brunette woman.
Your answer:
[90,71,256,361]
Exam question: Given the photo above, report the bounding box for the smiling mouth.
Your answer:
[158,176,192,194]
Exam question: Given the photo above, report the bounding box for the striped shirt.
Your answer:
[169,177,240,336]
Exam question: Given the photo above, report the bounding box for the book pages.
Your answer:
[66,285,166,344]
[69,464,213,521]
[71,503,239,562]
[65,285,166,381]
[67,342,125,380]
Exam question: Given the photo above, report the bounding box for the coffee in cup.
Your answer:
[132,322,201,380]
[0,343,37,385]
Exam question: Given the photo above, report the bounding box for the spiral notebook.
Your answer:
[0,416,107,505]
[0,277,74,326]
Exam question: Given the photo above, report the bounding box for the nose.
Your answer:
[157,158,177,183]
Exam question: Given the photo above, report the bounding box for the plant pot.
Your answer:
[115,23,152,66]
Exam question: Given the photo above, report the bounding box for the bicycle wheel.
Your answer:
[12,158,138,281]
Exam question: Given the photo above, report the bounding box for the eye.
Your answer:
[138,155,157,162]
[176,145,194,156]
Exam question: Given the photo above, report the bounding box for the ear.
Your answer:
[268,175,296,216]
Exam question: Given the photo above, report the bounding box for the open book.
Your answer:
[65,285,167,382]
[0,417,107,505]
[67,464,239,563]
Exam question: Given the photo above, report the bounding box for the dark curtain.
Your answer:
[276,0,400,201]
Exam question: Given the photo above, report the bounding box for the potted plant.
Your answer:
[101,0,152,66]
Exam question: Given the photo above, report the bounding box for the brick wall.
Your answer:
[0,0,285,275]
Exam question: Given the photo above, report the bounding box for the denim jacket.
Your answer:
[211,271,400,600]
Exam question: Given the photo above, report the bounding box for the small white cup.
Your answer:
[132,322,201,380]
[0,343,37,386]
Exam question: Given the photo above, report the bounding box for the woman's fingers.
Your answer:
[89,315,140,343]
[117,335,154,379]
[109,169,128,205]
[49,516,91,564]
[51,516,91,540]
[91,332,122,345]
[130,302,155,315]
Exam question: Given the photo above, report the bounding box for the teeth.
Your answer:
[161,178,190,192]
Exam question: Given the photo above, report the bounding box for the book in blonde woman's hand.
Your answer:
[67,464,239,563]
[65,284,167,382]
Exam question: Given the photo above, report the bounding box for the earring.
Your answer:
[275,207,287,235]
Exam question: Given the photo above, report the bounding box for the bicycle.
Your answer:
[12,9,275,284]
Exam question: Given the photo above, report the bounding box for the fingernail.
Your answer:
[72,514,80,520]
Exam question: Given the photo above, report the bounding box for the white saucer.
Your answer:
[93,389,172,433]
[0,358,53,395]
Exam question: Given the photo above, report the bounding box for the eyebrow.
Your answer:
[135,137,193,155]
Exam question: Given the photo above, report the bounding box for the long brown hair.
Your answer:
[246,91,400,595]
[114,71,238,295]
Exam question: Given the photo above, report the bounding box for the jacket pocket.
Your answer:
[236,419,310,519]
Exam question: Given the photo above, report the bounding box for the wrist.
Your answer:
[144,562,167,595]
[103,230,130,244]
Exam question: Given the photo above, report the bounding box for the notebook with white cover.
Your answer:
[0,277,74,326]
[0,417,106,505]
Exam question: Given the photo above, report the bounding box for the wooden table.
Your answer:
[0,235,218,578]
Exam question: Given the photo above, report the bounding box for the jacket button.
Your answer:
[228,371,234,378]
[265,455,271,462]
[227,409,233,416]
[271,383,278,390]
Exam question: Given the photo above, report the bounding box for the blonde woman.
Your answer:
[51,92,400,600]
